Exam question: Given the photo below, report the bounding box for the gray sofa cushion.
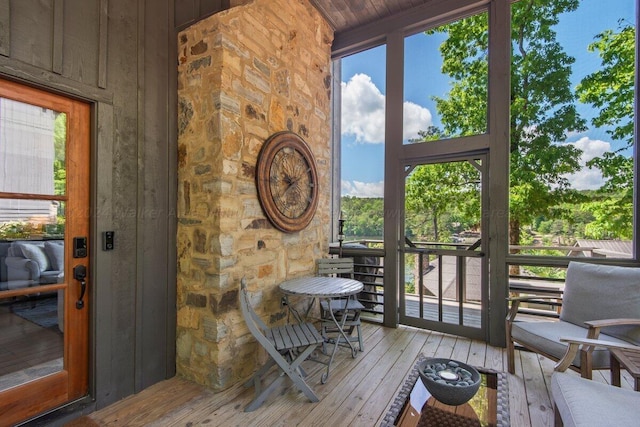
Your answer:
[552,371,640,427]
[511,320,629,369]
[4,256,38,280]
[561,262,640,345]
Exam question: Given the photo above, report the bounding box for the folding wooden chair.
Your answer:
[317,257,365,352]
[239,278,324,412]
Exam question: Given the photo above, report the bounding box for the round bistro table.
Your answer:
[279,276,363,382]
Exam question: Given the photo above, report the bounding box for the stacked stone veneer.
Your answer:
[176,0,334,390]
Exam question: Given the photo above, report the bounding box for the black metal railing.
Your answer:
[329,241,384,320]
[329,239,582,322]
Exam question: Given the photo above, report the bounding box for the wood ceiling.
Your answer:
[309,0,432,34]
[179,1,480,54]
[307,0,485,58]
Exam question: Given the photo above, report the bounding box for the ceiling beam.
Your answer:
[332,0,488,58]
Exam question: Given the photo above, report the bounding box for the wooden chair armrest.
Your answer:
[507,295,562,303]
[506,295,562,323]
[584,318,640,328]
[560,337,640,351]
[583,318,640,339]
[555,337,640,372]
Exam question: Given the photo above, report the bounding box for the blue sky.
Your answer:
[340,0,635,197]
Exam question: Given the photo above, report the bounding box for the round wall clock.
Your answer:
[256,131,319,233]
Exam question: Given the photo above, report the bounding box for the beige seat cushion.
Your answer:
[552,371,640,427]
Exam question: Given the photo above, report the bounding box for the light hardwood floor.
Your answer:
[71,322,637,427]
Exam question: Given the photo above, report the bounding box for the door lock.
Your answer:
[73,236,87,258]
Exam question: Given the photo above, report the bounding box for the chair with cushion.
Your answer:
[317,257,365,352]
[239,277,324,412]
[506,261,640,378]
[551,337,640,426]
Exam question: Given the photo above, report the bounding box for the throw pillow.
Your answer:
[44,241,65,271]
[18,243,50,272]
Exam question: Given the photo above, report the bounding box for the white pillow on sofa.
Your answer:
[18,243,50,272]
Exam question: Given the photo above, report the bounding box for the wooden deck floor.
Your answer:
[70,322,637,427]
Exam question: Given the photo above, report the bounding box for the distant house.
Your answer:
[420,255,483,302]
[569,239,632,259]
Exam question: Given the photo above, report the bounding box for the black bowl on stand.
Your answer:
[417,358,481,406]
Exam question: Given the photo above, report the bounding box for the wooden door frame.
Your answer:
[0,78,91,426]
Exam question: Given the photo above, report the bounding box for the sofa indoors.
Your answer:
[0,240,64,291]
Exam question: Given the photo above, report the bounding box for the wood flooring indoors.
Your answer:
[0,297,63,392]
[67,322,637,427]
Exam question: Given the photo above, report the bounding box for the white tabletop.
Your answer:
[279,276,363,298]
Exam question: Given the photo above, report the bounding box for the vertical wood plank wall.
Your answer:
[0,0,228,414]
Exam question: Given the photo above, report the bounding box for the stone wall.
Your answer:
[176,0,333,390]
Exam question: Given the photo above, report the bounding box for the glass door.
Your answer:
[400,154,488,340]
[0,78,90,425]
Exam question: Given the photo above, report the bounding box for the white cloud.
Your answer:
[342,180,384,198]
[341,74,386,144]
[563,136,610,190]
[341,73,432,144]
[403,101,433,142]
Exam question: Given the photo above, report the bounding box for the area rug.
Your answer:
[11,297,59,330]
[380,354,510,427]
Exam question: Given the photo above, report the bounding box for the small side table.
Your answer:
[610,348,640,391]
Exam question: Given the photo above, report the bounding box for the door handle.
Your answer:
[74,265,87,309]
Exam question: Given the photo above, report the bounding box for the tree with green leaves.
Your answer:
[53,113,67,196]
[425,0,587,251]
[406,127,480,241]
[341,196,384,239]
[576,20,635,239]
[405,161,480,241]
[52,113,67,232]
